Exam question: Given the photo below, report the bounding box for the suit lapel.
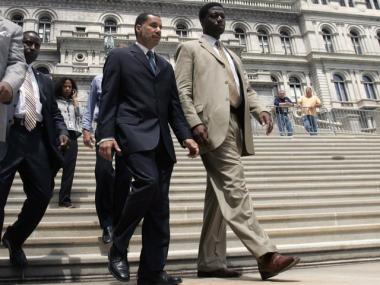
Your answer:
[199,37,225,66]
[130,44,156,76]
[32,68,47,104]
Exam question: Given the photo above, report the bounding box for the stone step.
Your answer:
[5,199,380,221]
[48,168,380,179]
[5,190,380,207]
[8,181,380,197]
[58,163,380,173]
[9,174,380,188]
[1,224,380,257]
[4,210,380,237]
[1,239,380,282]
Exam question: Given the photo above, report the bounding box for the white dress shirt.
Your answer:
[14,65,43,122]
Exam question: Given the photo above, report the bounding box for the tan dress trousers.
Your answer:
[198,113,277,271]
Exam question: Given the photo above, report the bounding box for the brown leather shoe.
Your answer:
[198,268,241,278]
[258,253,300,280]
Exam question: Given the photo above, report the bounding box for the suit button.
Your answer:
[225,81,228,84]
[226,98,229,101]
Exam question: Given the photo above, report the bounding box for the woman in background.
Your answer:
[54,77,82,208]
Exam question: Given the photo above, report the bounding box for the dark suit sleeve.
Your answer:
[96,50,120,140]
[47,76,68,137]
[168,67,192,145]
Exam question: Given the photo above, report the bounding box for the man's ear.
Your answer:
[135,24,142,33]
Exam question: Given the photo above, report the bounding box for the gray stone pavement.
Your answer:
[26,261,380,285]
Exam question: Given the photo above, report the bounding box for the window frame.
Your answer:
[38,15,52,43]
[333,74,349,102]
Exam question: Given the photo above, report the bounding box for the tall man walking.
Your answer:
[0,31,69,268]
[175,2,300,280]
[97,13,199,285]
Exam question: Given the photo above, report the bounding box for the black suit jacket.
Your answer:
[33,69,68,172]
[0,68,68,171]
[97,44,191,162]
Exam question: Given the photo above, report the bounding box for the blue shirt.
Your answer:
[82,74,102,132]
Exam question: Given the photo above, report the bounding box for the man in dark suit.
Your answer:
[97,13,199,285]
[0,31,69,268]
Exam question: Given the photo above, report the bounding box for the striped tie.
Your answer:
[23,69,38,131]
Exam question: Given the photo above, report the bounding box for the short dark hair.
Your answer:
[199,2,223,23]
[23,30,41,41]
[134,12,160,37]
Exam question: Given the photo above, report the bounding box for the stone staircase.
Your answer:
[1,135,380,282]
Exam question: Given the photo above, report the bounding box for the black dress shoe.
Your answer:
[108,245,130,281]
[102,226,113,244]
[198,268,241,278]
[2,233,28,268]
[58,201,75,208]
[138,271,182,285]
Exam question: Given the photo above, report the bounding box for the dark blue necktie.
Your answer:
[147,50,156,73]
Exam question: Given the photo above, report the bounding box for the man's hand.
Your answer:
[58,135,70,152]
[82,130,95,149]
[259,111,273,135]
[192,124,209,146]
[99,139,122,161]
[0,82,13,103]
[183,139,199,158]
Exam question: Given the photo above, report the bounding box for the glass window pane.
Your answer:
[11,14,24,27]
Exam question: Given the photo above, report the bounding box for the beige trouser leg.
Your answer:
[197,114,277,271]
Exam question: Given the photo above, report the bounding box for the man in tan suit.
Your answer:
[175,2,300,281]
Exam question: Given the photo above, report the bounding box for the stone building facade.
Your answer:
[1,0,380,113]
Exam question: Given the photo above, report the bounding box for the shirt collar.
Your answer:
[202,34,219,48]
[135,42,155,56]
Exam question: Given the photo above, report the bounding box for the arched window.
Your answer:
[280,30,292,55]
[271,76,279,96]
[36,66,50,75]
[333,74,349,101]
[104,18,117,34]
[377,31,380,46]
[340,0,346,6]
[322,0,328,3]
[258,29,270,54]
[348,0,355,7]
[349,30,362,54]
[11,14,24,28]
[39,15,51,43]
[366,0,372,8]
[363,75,377,99]
[234,27,246,46]
[288,76,302,102]
[176,23,188,38]
[322,28,334,53]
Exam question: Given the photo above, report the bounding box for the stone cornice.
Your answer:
[2,0,300,15]
[306,52,380,65]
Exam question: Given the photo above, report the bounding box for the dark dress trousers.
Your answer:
[96,44,192,276]
[0,68,68,246]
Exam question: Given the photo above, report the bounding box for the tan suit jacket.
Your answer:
[175,36,267,156]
